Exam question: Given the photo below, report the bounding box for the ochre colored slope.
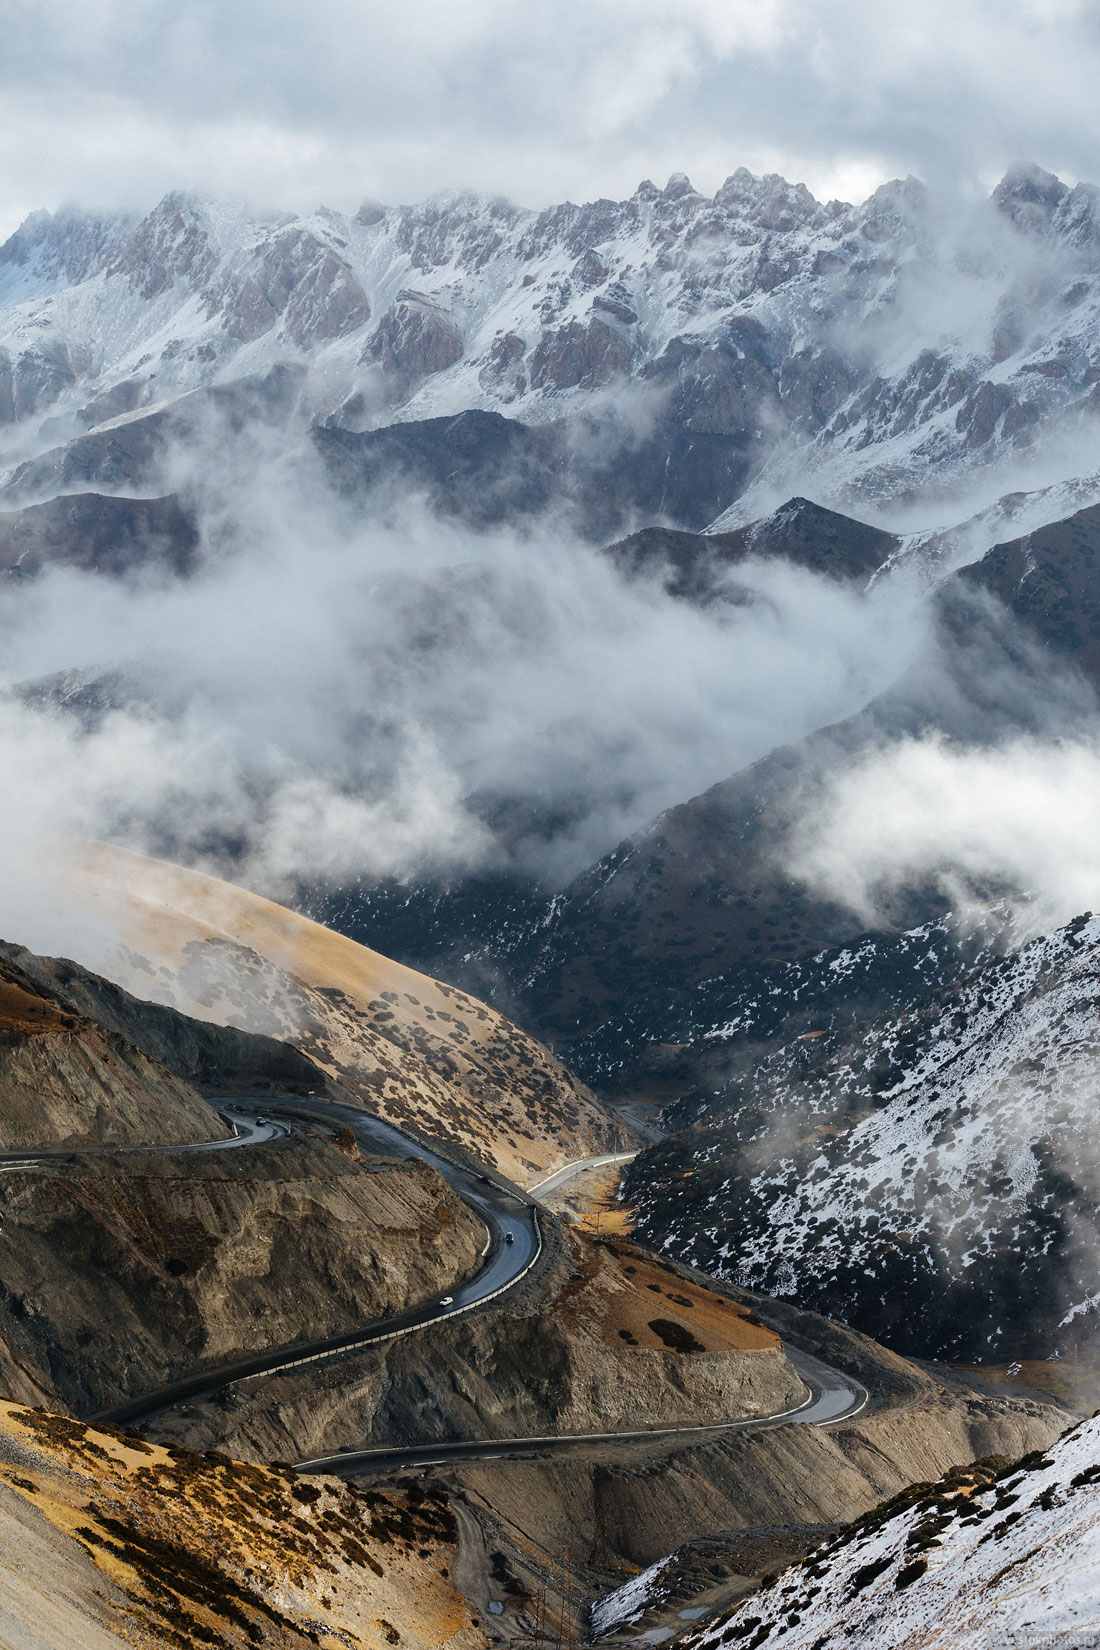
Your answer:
[0,1400,483,1650]
[62,842,632,1183]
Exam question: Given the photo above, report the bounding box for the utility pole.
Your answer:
[532,1586,546,1650]
[555,1546,573,1650]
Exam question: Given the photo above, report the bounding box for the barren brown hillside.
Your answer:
[60,843,631,1183]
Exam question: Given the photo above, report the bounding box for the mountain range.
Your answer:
[6,158,1100,1645]
[7,162,1100,536]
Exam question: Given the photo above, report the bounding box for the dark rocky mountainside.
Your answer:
[605,497,899,600]
[950,495,1100,691]
[0,491,199,578]
[315,405,754,537]
[317,487,1100,1089]
[0,365,303,505]
[624,911,1100,1362]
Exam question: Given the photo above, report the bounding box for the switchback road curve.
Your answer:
[0,1093,868,1457]
[91,1096,543,1427]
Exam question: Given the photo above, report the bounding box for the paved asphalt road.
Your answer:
[528,1150,639,1199]
[91,1096,542,1427]
[294,1347,868,1479]
[0,1105,288,1171]
[2,1093,868,1460]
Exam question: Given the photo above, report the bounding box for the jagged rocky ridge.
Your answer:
[7,164,1100,531]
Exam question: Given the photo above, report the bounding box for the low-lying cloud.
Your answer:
[0,463,930,953]
[784,730,1100,934]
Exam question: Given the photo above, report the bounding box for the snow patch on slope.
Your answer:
[688,1417,1100,1649]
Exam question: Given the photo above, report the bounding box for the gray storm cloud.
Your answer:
[1,1,1099,235]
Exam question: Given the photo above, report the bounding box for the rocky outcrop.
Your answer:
[222,228,370,348]
[0,951,219,1150]
[366,293,464,377]
[191,1230,797,1462]
[0,1136,484,1414]
[528,318,632,391]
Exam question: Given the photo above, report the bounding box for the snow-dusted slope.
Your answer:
[7,165,1100,529]
[628,911,1100,1359]
[684,1416,1100,1650]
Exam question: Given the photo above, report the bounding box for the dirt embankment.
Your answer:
[150,1227,804,1466]
[0,1399,485,1650]
[0,1136,485,1415]
[61,842,635,1184]
[0,953,218,1150]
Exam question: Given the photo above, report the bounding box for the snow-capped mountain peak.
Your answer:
[7,165,1100,536]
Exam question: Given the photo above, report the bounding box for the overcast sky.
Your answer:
[1,0,1099,237]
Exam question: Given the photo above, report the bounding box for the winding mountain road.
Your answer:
[1,1093,868,1464]
[528,1150,639,1199]
[90,1096,543,1427]
[0,1105,288,1171]
[295,1349,867,1480]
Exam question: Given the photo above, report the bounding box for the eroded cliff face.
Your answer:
[0,1399,484,1650]
[0,1136,485,1415]
[166,1231,801,1469]
[0,952,218,1150]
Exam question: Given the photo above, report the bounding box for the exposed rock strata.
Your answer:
[170,1231,799,1467]
[0,1136,484,1415]
[0,951,217,1150]
[1,938,327,1099]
